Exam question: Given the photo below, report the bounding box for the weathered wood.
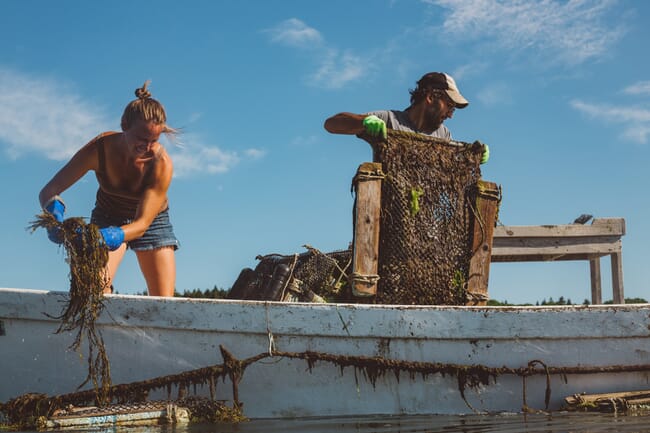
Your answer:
[592,217,626,234]
[589,259,602,305]
[611,251,624,304]
[491,238,622,261]
[351,162,384,297]
[493,220,625,238]
[466,181,500,306]
[46,403,190,429]
[491,218,625,304]
[564,389,650,413]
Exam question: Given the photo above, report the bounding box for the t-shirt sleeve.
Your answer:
[439,125,452,140]
[364,110,391,125]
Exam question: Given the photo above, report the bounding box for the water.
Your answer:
[11,412,650,433]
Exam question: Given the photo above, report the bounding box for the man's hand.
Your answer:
[362,115,387,139]
[481,143,490,165]
[471,141,490,165]
[99,226,125,251]
[44,196,65,244]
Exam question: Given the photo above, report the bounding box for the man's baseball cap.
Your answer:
[417,72,469,108]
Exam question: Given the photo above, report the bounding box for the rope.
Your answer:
[351,165,385,194]
[279,253,299,302]
[8,346,650,426]
[465,291,489,303]
[350,272,380,285]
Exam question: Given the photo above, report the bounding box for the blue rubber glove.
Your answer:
[362,115,387,139]
[481,143,490,165]
[99,226,125,251]
[45,196,65,222]
[44,196,65,244]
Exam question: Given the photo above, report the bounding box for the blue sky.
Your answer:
[1,0,648,304]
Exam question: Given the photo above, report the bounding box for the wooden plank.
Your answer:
[589,258,602,305]
[491,239,622,259]
[492,253,608,262]
[493,236,622,249]
[493,218,625,238]
[565,389,650,405]
[565,389,650,412]
[592,217,626,235]
[46,403,190,429]
[351,162,384,297]
[466,181,499,306]
[611,251,625,304]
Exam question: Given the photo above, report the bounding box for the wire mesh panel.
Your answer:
[228,247,352,302]
[363,129,483,305]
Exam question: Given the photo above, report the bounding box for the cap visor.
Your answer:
[446,90,468,108]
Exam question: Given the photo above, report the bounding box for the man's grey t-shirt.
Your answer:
[366,110,451,140]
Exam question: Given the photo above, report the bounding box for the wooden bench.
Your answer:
[490,218,626,304]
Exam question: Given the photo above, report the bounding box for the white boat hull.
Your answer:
[2,288,650,418]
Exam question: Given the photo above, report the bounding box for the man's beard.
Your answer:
[424,104,445,132]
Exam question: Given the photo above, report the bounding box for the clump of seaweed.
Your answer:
[0,393,52,430]
[8,339,650,428]
[28,213,112,406]
[178,397,248,423]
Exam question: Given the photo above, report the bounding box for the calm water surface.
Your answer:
[13,412,650,433]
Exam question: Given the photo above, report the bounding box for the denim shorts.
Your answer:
[90,207,180,252]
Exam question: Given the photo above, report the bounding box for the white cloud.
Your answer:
[0,68,259,177]
[570,99,650,143]
[267,18,323,48]
[168,138,240,178]
[244,148,266,159]
[427,0,625,66]
[571,100,650,123]
[476,82,513,106]
[452,62,488,81]
[290,135,319,147]
[187,112,203,123]
[624,81,650,96]
[0,68,112,160]
[266,19,369,89]
[621,125,650,143]
[310,49,366,89]
[166,134,266,178]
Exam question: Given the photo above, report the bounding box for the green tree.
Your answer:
[175,286,229,299]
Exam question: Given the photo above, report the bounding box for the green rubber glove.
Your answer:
[362,115,387,139]
[481,143,490,165]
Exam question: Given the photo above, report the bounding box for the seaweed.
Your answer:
[7,340,650,429]
[28,213,112,406]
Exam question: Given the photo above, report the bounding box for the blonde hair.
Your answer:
[121,81,177,136]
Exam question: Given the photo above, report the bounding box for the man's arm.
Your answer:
[323,112,367,135]
[324,112,388,140]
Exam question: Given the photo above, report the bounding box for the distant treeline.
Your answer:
[176,286,229,299]
[487,296,648,306]
[131,287,647,305]
[128,286,230,298]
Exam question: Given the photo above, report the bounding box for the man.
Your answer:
[324,72,488,306]
[323,71,488,163]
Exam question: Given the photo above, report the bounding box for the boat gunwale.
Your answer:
[2,288,650,342]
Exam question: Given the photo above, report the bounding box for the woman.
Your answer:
[39,81,179,296]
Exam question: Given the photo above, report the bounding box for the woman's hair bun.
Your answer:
[135,80,152,99]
